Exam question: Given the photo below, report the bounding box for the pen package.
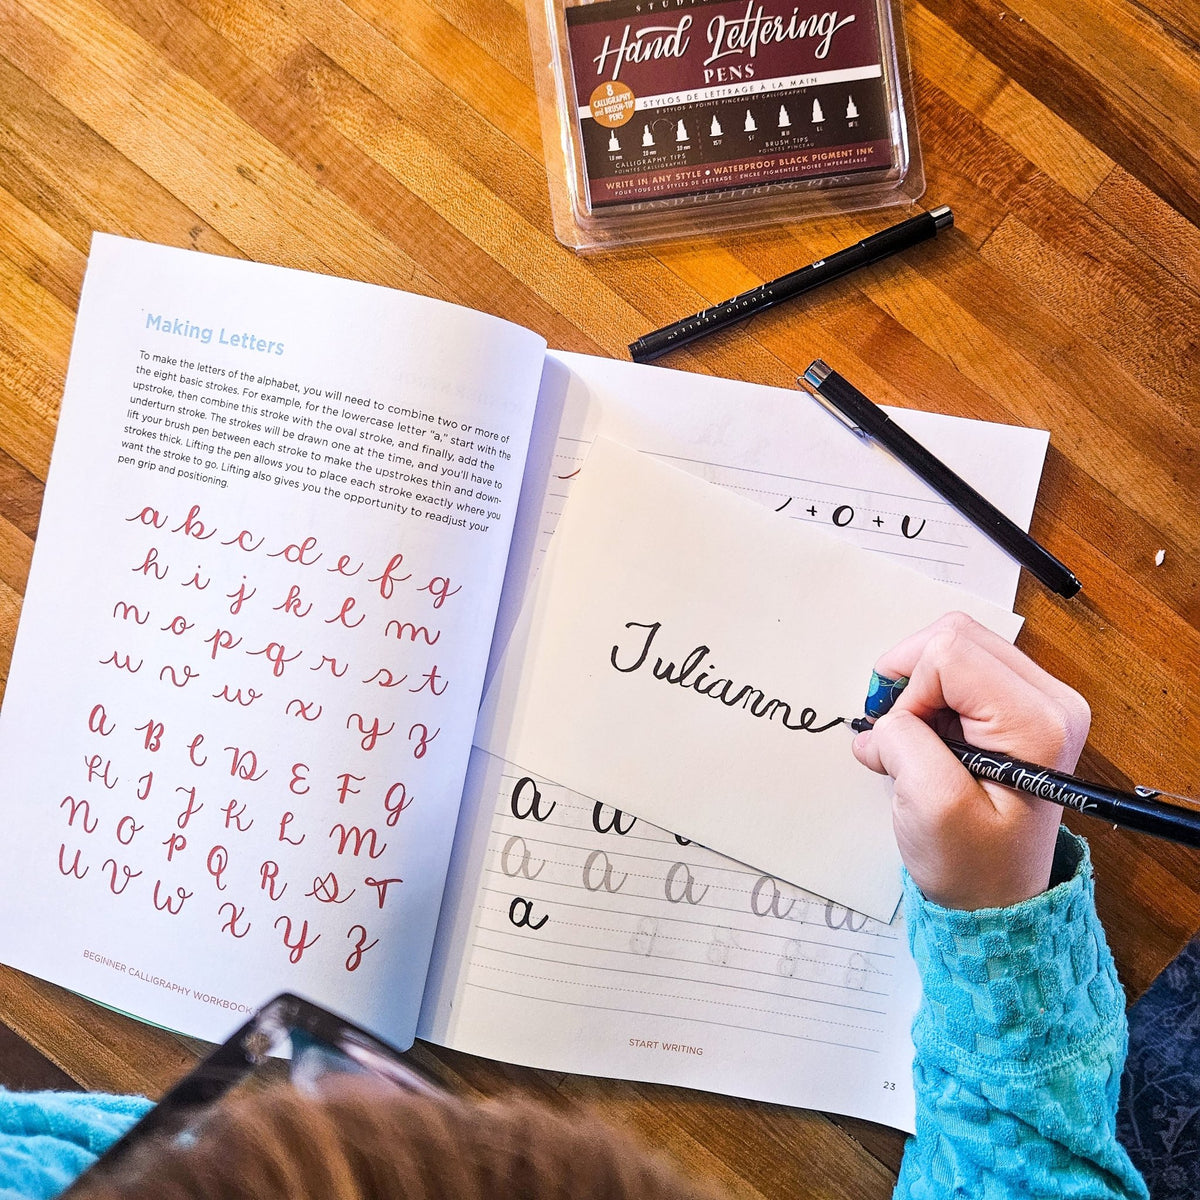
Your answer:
[526,0,925,251]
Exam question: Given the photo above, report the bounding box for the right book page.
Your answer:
[419,351,1050,1130]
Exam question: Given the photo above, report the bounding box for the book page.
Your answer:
[0,234,546,1045]
[477,437,1021,921]
[420,351,1048,1128]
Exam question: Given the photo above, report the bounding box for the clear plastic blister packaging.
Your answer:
[527,0,925,251]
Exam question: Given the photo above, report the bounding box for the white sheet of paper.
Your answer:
[478,438,1022,921]
[0,234,546,1044]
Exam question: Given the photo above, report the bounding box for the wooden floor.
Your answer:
[0,0,1197,1194]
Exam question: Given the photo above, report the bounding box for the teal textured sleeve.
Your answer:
[895,829,1148,1199]
[0,1089,152,1199]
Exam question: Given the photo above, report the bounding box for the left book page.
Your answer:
[0,234,546,1044]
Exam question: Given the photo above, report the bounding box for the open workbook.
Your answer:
[0,235,1050,1131]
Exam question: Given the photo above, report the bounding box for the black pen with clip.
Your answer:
[629,207,954,363]
[800,360,1083,599]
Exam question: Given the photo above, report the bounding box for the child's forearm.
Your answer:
[895,829,1147,1200]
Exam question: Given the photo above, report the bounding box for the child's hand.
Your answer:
[851,612,1091,910]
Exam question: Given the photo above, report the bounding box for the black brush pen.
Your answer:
[800,360,1083,598]
[846,717,1200,849]
[629,206,953,363]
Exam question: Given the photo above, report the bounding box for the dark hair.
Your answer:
[71,1078,722,1199]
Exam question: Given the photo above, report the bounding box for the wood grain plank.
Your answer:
[921,0,1200,225]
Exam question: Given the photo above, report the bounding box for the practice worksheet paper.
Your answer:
[476,437,1022,920]
[420,351,1049,1130]
[0,234,546,1044]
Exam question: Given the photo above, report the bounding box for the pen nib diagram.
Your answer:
[812,98,825,123]
[710,114,722,137]
[642,124,654,147]
[846,95,858,119]
[744,110,757,132]
[778,105,791,128]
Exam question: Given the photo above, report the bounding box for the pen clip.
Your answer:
[796,374,866,437]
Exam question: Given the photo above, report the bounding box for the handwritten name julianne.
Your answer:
[610,620,842,733]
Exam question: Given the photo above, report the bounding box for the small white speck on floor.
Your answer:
[1155,549,1166,566]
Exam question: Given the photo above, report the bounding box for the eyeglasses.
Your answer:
[62,992,441,1193]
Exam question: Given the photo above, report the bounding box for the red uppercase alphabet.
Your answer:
[100,651,143,674]
[260,860,287,899]
[335,773,365,805]
[152,881,193,914]
[60,796,99,834]
[328,823,387,859]
[226,579,257,615]
[116,815,143,845]
[327,554,362,577]
[187,733,208,767]
[269,536,321,566]
[171,504,215,540]
[225,746,267,781]
[137,772,154,801]
[307,872,354,904]
[222,800,253,832]
[88,704,116,736]
[346,714,395,751]
[174,785,203,829]
[274,915,319,963]
[83,755,119,789]
[370,552,411,599]
[420,576,461,609]
[207,845,229,890]
[136,718,165,752]
[345,925,379,972]
[132,547,168,579]
[325,596,365,628]
[383,783,413,826]
[364,876,403,907]
[288,763,310,795]
[102,859,141,895]
[57,845,88,879]
[219,903,251,938]
[278,812,305,846]
[126,505,166,528]
[160,665,201,688]
[163,833,187,861]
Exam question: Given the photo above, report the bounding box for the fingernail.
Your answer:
[864,672,909,720]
